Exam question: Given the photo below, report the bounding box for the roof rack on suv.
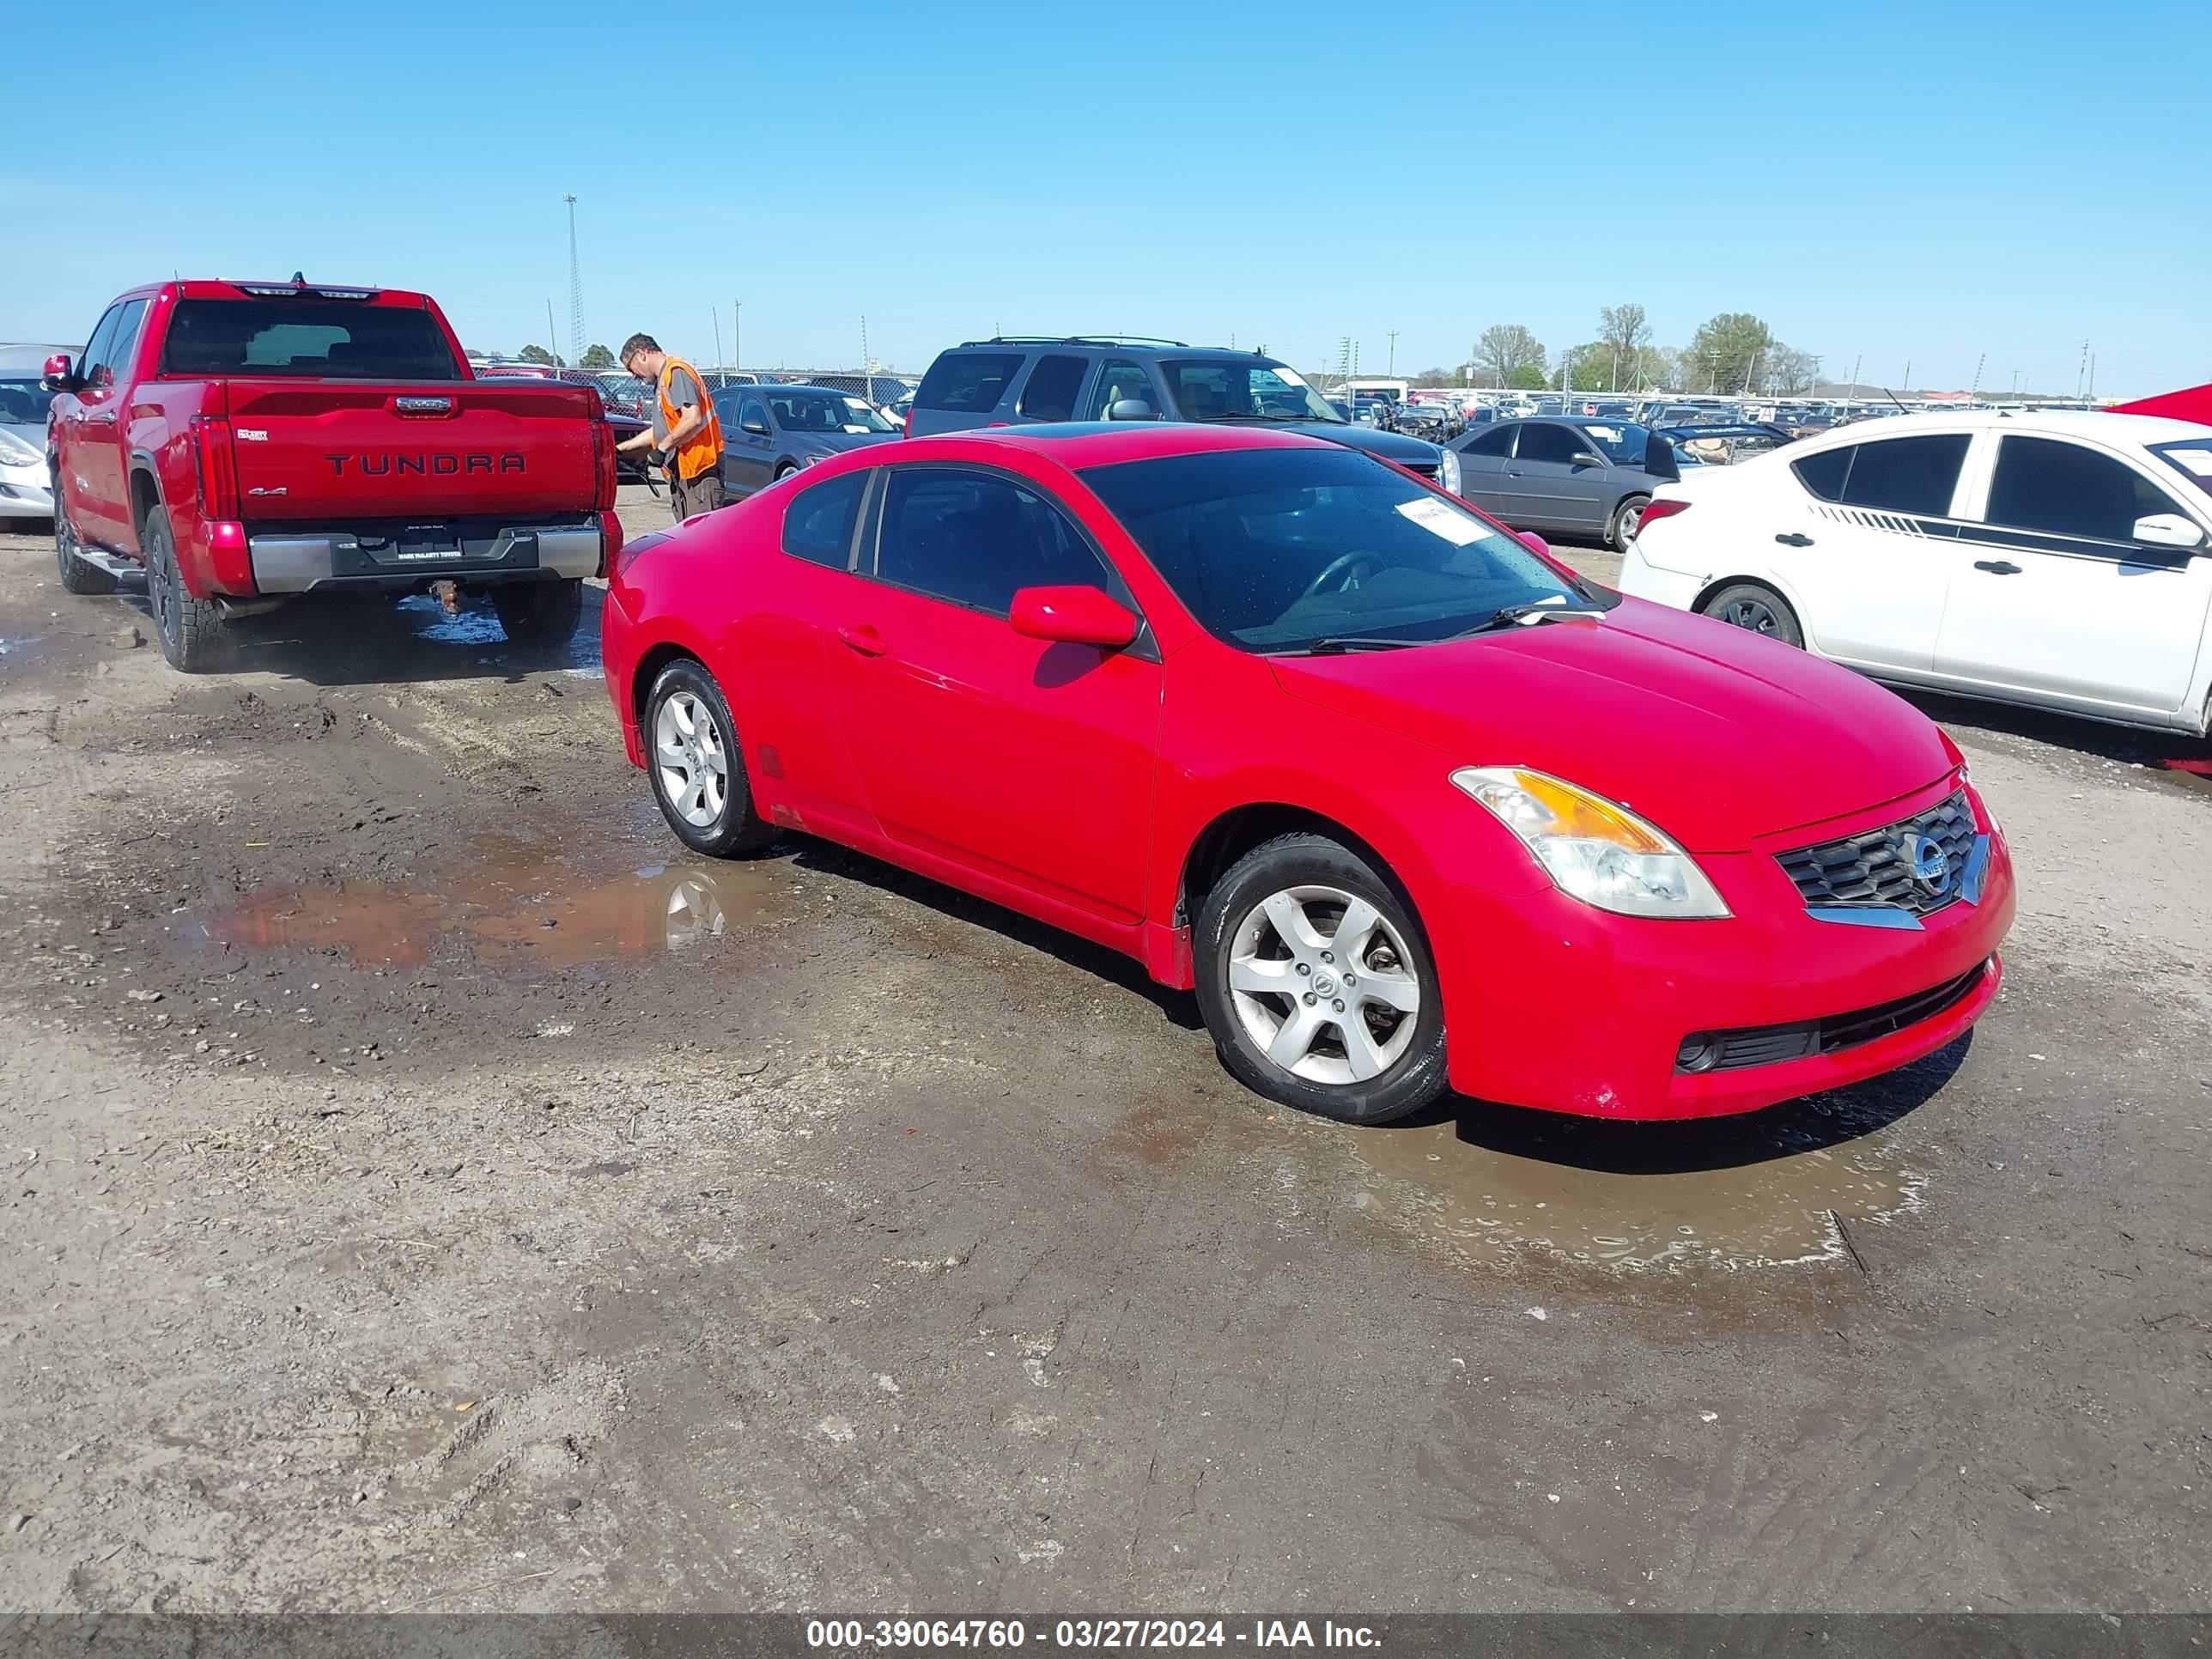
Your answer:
[961,335,1193,349]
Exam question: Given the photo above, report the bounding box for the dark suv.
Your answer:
[906,337,1457,492]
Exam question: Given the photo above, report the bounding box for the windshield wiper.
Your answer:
[1453,600,1609,636]
[1265,635,1424,657]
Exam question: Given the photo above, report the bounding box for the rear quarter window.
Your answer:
[915,352,1025,414]
[782,471,867,569]
[161,299,462,380]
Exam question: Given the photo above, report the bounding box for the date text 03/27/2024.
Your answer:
[805,1620,1381,1650]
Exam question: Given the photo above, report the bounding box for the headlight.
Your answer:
[0,430,41,470]
[1450,766,1731,920]
[1437,445,1462,496]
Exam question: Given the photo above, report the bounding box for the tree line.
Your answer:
[1386,306,1820,397]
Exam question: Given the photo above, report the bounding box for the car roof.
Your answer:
[915,422,1336,467]
[1798,408,2212,448]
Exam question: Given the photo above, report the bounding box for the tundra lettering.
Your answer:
[324,453,527,477]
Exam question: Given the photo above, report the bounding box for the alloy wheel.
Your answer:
[1617,500,1644,541]
[1721,598,1779,634]
[654,691,729,828]
[1226,884,1422,1085]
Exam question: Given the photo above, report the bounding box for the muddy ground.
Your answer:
[1,491,2209,1614]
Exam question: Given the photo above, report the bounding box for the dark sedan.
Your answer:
[708,384,902,498]
[1446,417,1681,549]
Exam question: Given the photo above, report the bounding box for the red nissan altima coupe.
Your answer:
[600,423,2014,1125]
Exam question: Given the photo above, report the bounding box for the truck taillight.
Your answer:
[1636,498,1691,533]
[191,416,238,520]
[592,418,618,512]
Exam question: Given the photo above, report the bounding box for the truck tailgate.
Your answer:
[222,381,600,520]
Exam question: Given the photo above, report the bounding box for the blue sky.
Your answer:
[8,1,2208,395]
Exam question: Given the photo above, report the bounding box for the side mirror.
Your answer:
[40,353,78,393]
[740,414,770,436]
[1571,452,1607,469]
[1105,398,1155,421]
[1519,531,1552,559]
[1009,585,1139,649]
[2132,513,2205,552]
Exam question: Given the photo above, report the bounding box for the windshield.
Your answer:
[1578,422,1654,465]
[0,379,52,424]
[1158,358,1343,424]
[768,390,897,434]
[1081,446,1603,651]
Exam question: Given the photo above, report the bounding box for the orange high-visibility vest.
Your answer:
[657,356,725,481]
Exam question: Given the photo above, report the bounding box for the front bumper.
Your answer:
[0,474,56,519]
[1428,780,2016,1119]
[246,518,605,595]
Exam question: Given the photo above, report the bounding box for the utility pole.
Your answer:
[2010,368,2022,399]
[860,315,871,374]
[1386,331,1399,376]
[2076,340,2090,400]
[1971,353,1984,397]
[1902,359,1911,393]
[734,301,742,373]
[1848,354,1862,398]
[711,308,723,369]
[2087,353,2096,401]
[563,195,584,368]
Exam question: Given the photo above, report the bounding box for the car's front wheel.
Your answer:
[645,659,776,858]
[1194,833,1448,1123]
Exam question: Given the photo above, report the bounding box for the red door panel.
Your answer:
[830,584,1161,924]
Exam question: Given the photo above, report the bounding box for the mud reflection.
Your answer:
[1347,1057,1961,1273]
[194,853,788,969]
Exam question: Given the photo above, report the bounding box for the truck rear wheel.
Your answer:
[145,506,230,673]
[55,500,115,595]
[493,579,586,647]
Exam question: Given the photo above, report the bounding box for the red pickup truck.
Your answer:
[42,279,623,672]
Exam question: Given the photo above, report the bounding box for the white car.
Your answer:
[1620,410,2212,737]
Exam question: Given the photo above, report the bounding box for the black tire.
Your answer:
[54,492,114,595]
[643,659,775,858]
[1193,833,1448,1124]
[492,578,586,646]
[1699,580,1804,648]
[144,504,229,672]
[1607,494,1650,551]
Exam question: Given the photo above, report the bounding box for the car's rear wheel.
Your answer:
[645,659,775,858]
[1699,580,1804,648]
[492,578,585,646]
[54,496,114,595]
[1607,494,1650,550]
[145,504,230,672]
[1194,834,1447,1124]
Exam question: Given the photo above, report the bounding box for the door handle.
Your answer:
[1774,532,1814,547]
[1972,560,2022,575]
[837,624,887,657]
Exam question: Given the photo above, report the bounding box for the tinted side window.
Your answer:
[915,351,1024,413]
[1791,446,1852,501]
[782,471,867,568]
[102,300,149,384]
[875,468,1111,615]
[1838,434,1969,515]
[1017,355,1088,422]
[1084,360,1154,419]
[1985,436,2186,544]
[1514,423,1583,465]
[77,307,124,386]
[1462,425,1515,458]
[160,299,462,380]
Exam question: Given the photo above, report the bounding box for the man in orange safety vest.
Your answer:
[616,332,727,522]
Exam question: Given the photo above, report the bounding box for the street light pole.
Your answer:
[733,301,742,373]
[1387,331,1399,376]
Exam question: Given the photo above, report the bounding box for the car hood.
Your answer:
[1267,596,1954,853]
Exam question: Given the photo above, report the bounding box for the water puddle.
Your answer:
[189,850,792,969]
[396,594,603,678]
[1346,1103,1926,1273]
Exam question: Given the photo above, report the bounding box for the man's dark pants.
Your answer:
[670,465,728,522]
